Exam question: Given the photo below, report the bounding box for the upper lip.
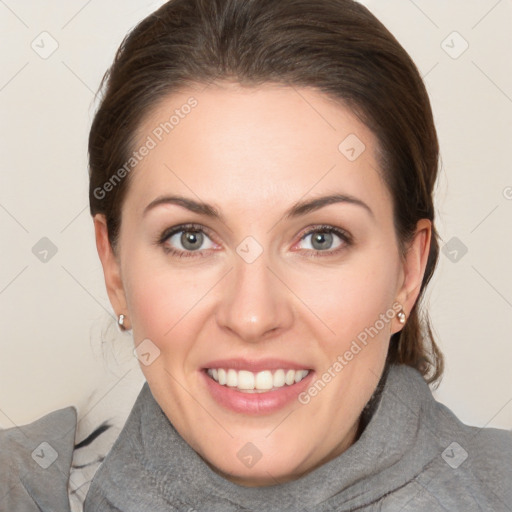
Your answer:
[202,358,312,373]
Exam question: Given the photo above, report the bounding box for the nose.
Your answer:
[215,251,294,344]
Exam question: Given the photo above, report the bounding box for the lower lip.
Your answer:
[201,369,314,415]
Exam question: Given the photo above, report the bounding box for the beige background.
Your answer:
[1,0,511,433]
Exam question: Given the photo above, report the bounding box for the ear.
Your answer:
[393,218,432,334]
[93,214,129,328]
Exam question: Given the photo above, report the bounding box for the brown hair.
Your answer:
[89,0,444,384]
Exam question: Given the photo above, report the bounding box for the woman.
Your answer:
[1,0,510,510]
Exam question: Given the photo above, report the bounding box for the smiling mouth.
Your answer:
[204,368,311,393]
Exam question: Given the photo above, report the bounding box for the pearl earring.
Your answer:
[397,309,406,324]
[118,314,127,331]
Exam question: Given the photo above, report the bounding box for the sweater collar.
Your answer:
[85,364,442,511]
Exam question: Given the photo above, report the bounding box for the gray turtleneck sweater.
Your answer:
[2,364,511,511]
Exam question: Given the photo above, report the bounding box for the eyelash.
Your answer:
[156,223,353,259]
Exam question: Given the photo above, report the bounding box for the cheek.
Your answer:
[129,273,194,336]
[292,244,398,346]
[123,250,216,355]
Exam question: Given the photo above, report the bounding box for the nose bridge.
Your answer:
[216,240,293,342]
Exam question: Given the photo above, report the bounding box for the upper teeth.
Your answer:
[207,368,310,392]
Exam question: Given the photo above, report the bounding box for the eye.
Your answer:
[158,223,216,258]
[295,225,352,257]
[157,223,352,259]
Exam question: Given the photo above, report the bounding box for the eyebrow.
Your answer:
[143,193,374,221]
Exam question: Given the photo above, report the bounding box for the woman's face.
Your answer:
[95,82,430,486]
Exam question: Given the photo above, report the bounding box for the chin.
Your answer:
[203,449,309,487]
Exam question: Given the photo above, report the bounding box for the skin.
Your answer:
[94,82,431,487]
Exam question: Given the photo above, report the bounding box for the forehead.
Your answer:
[125,82,390,217]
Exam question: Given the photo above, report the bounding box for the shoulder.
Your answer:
[452,415,512,501]
[379,365,511,464]
[416,370,512,506]
[380,365,512,509]
[394,365,512,463]
[414,419,512,510]
[428,386,512,478]
[0,406,77,511]
[0,405,119,512]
